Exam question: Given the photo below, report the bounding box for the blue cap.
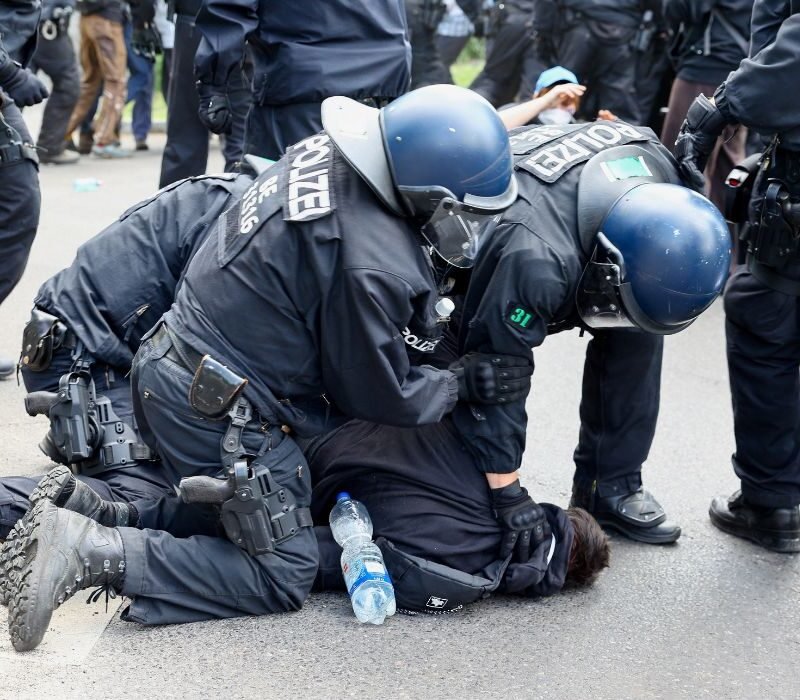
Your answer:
[535,66,579,95]
[336,492,351,502]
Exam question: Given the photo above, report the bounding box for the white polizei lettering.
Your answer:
[586,123,623,145]
[401,327,441,352]
[289,167,328,183]
[288,190,331,221]
[555,138,591,165]
[527,148,568,177]
[614,122,644,139]
[257,175,278,202]
[571,130,605,149]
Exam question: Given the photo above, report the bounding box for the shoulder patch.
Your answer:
[505,302,537,330]
[509,124,575,156]
[282,133,336,222]
[515,122,652,183]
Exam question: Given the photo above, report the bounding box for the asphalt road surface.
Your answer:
[0,120,797,699]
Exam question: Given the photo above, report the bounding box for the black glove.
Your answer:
[196,82,233,134]
[491,480,552,563]
[0,65,49,107]
[449,352,533,404]
[674,93,729,193]
[131,23,162,61]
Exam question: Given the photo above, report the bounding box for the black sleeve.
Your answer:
[717,14,800,134]
[661,0,713,27]
[0,0,41,66]
[194,0,258,86]
[129,0,156,28]
[320,267,459,427]
[453,226,571,473]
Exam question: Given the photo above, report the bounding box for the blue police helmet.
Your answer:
[577,183,731,334]
[321,85,518,267]
[381,84,517,216]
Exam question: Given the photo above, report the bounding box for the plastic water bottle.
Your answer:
[73,178,102,192]
[329,492,396,625]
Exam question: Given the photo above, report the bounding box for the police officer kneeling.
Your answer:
[675,1,800,553]
[1,86,528,651]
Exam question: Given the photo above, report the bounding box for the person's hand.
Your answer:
[538,83,585,111]
[2,67,49,107]
[596,109,618,121]
[449,352,533,404]
[131,23,162,61]
[491,479,552,562]
[674,93,729,193]
[196,82,233,134]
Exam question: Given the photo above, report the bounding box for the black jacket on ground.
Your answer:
[717,2,800,150]
[194,0,410,106]
[35,174,253,370]
[450,121,677,473]
[166,133,459,437]
[664,0,753,85]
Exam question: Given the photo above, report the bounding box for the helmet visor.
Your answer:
[421,197,501,268]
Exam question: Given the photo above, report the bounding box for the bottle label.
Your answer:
[342,557,393,597]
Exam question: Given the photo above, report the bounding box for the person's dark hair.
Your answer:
[565,507,610,587]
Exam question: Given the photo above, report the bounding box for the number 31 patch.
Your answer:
[505,302,536,330]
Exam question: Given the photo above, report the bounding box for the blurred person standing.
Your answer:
[436,0,475,75]
[0,0,45,377]
[406,0,451,87]
[63,0,130,158]
[125,0,161,151]
[157,0,248,187]
[30,0,81,164]
[469,0,546,107]
[533,0,649,123]
[661,0,752,210]
[153,0,173,100]
[194,1,411,160]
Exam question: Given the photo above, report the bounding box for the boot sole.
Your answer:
[29,466,73,508]
[7,500,61,651]
[0,521,24,607]
[709,508,800,553]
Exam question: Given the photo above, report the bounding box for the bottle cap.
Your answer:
[336,492,351,502]
[435,297,455,318]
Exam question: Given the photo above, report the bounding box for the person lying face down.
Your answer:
[307,416,610,613]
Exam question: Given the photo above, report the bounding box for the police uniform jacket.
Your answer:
[451,121,677,473]
[194,0,410,106]
[716,1,800,150]
[165,133,459,437]
[0,0,41,66]
[35,174,253,370]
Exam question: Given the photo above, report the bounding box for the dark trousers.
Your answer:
[573,330,664,497]
[436,34,470,70]
[406,0,451,88]
[0,99,40,305]
[556,20,641,124]
[124,20,154,143]
[158,15,247,187]
[243,101,324,161]
[660,77,747,213]
[120,326,318,624]
[29,30,80,155]
[470,11,545,107]
[725,266,800,508]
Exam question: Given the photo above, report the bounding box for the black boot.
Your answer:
[29,466,136,527]
[5,500,126,652]
[709,490,800,553]
[570,483,681,544]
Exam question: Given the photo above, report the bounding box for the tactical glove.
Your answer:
[674,93,729,193]
[0,65,49,107]
[131,23,162,61]
[196,82,233,134]
[449,352,533,404]
[491,480,552,563]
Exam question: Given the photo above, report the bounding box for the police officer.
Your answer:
[533,0,649,123]
[447,120,730,545]
[675,1,800,553]
[193,0,411,160]
[0,0,47,378]
[29,0,80,164]
[158,0,248,187]
[470,0,547,108]
[1,87,530,652]
[0,165,263,546]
